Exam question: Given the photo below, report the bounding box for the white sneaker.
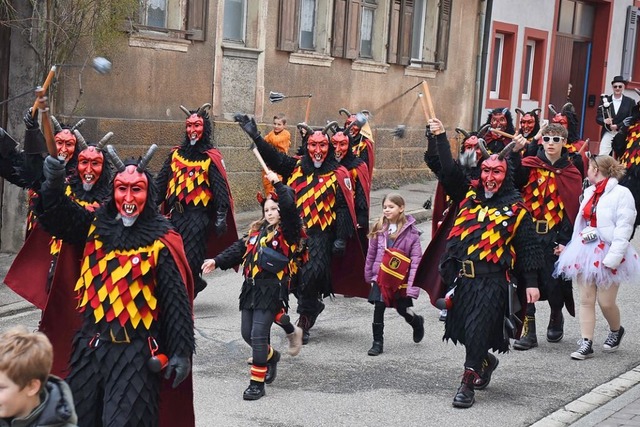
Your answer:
[287,326,303,356]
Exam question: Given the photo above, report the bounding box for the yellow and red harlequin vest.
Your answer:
[49,185,102,256]
[619,121,640,169]
[75,224,164,334]
[287,165,337,231]
[166,151,213,207]
[244,227,298,280]
[521,168,565,230]
[26,189,38,233]
[447,188,527,268]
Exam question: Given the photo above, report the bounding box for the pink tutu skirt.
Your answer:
[554,238,640,288]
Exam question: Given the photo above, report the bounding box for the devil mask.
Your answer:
[331,131,350,162]
[480,154,507,198]
[459,136,483,169]
[180,103,212,146]
[107,144,157,227]
[520,114,536,136]
[114,166,148,227]
[77,147,104,190]
[308,132,330,168]
[551,114,568,129]
[55,130,76,163]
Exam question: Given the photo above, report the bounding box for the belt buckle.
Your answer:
[247,277,255,286]
[110,328,131,344]
[536,220,548,234]
[461,260,475,278]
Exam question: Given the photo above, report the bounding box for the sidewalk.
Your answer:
[2,179,640,426]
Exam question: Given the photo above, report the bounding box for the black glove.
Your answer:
[42,155,66,190]
[233,113,261,141]
[23,108,39,130]
[332,239,346,256]
[623,116,634,127]
[425,124,433,138]
[214,208,227,236]
[164,356,190,388]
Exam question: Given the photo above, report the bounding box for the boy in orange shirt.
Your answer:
[262,113,291,193]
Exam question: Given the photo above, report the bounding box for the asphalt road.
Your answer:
[3,220,640,426]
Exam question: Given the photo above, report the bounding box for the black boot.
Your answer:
[409,315,425,343]
[265,350,280,384]
[547,309,564,343]
[513,315,538,350]
[367,323,384,356]
[297,315,312,345]
[474,354,499,390]
[453,368,479,408]
[243,380,265,400]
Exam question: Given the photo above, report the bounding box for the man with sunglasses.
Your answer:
[513,124,583,350]
[596,76,635,155]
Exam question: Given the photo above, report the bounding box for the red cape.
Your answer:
[431,182,448,238]
[413,204,456,307]
[204,149,239,259]
[4,224,54,310]
[355,161,371,207]
[330,166,370,298]
[363,137,375,178]
[159,229,196,427]
[521,155,582,226]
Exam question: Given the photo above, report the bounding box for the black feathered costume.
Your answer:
[36,147,195,427]
[156,104,237,296]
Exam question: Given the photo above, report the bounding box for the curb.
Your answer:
[531,364,640,426]
[0,300,36,318]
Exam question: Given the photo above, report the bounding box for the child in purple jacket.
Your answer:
[364,193,424,356]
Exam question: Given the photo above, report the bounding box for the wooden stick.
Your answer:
[488,127,515,139]
[304,95,312,124]
[421,81,436,120]
[32,66,56,118]
[418,94,430,121]
[250,143,271,174]
[35,89,57,157]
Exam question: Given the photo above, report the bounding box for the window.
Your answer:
[299,0,316,50]
[521,28,548,102]
[486,22,517,107]
[410,0,426,61]
[521,41,535,100]
[489,34,504,99]
[140,0,167,28]
[135,0,207,41]
[223,0,246,42]
[387,0,451,69]
[360,1,376,58]
[623,6,640,83]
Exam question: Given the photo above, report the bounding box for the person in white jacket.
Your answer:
[555,155,640,360]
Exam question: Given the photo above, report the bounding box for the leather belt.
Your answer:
[459,260,506,279]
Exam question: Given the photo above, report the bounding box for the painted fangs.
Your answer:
[84,174,94,182]
[123,203,136,215]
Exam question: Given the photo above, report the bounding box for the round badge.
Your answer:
[132,257,140,265]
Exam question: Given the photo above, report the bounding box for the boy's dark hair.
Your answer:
[0,326,53,391]
[273,113,287,124]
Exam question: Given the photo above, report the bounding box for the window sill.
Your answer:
[129,32,191,52]
[404,66,438,79]
[351,59,389,74]
[289,52,334,67]
[222,44,262,60]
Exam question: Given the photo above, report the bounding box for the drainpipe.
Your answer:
[473,0,493,129]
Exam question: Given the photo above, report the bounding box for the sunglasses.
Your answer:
[613,84,624,89]
[542,136,565,143]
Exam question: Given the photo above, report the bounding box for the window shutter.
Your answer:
[345,0,362,59]
[435,0,452,70]
[332,0,348,57]
[186,0,208,41]
[277,0,297,52]
[387,0,401,63]
[622,6,639,80]
[398,0,414,65]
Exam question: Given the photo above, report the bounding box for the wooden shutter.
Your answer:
[398,0,413,65]
[186,0,208,41]
[387,0,401,63]
[332,0,348,57]
[277,0,297,51]
[435,0,452,69]
[345,0,362,59]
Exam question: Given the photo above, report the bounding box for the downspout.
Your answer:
[473,0,493,129]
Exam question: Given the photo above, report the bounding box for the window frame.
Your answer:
[486,21,517,108]
[223,0,247,43]
[520,28,548,103]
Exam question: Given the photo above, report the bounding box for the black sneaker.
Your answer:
[603,326,625,352]
[571,339,594,360]
[243,382,265,400]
